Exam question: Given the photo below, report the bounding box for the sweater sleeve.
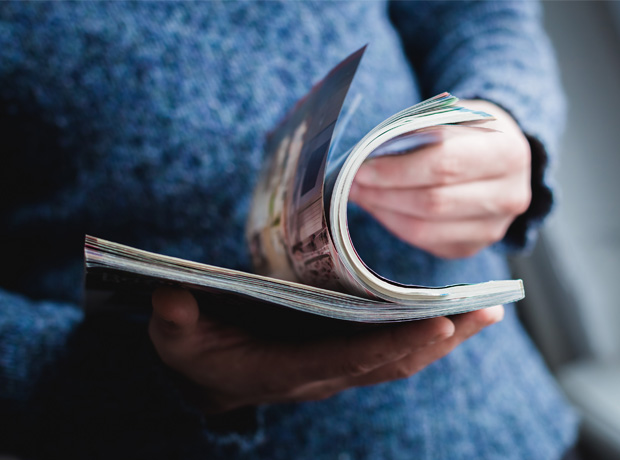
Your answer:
[0,288,266,458]
[1,7,268,456]
[0,290,82,453]
[388,0,565,251]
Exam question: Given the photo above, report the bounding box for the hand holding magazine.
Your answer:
[84,47,524,323]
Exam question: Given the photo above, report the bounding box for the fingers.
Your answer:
[277,306,505,402]
[147,287,504,410]
[354,204,513,258]
[310,306,505,393]
[360,306,504,385]
[283,316,456,385]
[151,286,200,336]
[349,161,530,258]
[446,305,505,342]
[354,128,530,189]
[348,113,532,259]
[169,317,457,410]
[350,175,531,222]
[149,287,202,367]
[240,316,455,405]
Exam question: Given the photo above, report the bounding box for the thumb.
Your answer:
[149,286,200,342]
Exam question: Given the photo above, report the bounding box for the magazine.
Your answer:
[84,47,524,323]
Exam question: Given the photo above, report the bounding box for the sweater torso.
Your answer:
[0,3,576,459]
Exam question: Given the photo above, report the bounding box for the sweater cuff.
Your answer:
[500,133,554,252]
[453,92,560,253]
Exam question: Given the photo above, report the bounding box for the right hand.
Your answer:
[149,287,504,414]
[349,100,532,259]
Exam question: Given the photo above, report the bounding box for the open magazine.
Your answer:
[84,47,524,323]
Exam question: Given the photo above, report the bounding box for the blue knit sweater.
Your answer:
[0,2,577,459]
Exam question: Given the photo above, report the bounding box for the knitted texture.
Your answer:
[0,2,577,459]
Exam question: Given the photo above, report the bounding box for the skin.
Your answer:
[150,286,504,414]
[149,99,528,413]
[349,100,532,259]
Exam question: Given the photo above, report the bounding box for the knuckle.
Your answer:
[432,153,461,184]
[503,135,531,172]
[510,195,530,215]
[499,187,531,216]
[483,224,507,245]
[371,160,392,181]
[420,188,450,217]
[515,187,532,214]
[516,136,532,166]
[341,358,373,377]
[389,362,417,381]
[296,384,342,403]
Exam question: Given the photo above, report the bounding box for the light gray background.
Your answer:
[513,2,620,458]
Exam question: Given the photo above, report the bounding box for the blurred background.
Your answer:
[512,2,620,459]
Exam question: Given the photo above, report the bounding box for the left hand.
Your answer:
[349,100,531,259]
[149,287,503,414]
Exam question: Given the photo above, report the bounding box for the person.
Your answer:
[0,1,578,459]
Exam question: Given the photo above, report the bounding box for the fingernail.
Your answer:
[487,305,505,324]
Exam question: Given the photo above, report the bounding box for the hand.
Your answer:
[349,100,531,259]
[149,286,504,414]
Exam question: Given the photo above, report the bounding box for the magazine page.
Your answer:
[329,102,495,302]
[246,47,365,293]
[83,49,525,322]
[84,236,524,322]
[246,49,498,302]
